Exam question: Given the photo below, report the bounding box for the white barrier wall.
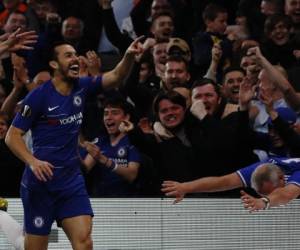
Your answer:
[1,198,300,249]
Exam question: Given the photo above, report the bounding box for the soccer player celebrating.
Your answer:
[5,37,143,250]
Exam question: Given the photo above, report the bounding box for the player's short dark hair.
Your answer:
[202,3,227,22]
[192,78,221,96]
[103,94,133,116]
[153,90,186,116]
[222,66,246,82]
[49,41,73,61]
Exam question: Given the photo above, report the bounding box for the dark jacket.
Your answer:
[192,31,232,79]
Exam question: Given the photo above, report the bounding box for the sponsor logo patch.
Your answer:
[48,106,59,111]
[21,105,31,117]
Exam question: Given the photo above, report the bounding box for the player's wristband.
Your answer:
[107,160,118,172]
[260,197,270,210]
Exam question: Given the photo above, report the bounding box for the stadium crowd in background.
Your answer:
[1,0,300,203]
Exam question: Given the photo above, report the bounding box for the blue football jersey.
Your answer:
[90,135,141,196]
[12,76,102,190]
[237,157,300,188]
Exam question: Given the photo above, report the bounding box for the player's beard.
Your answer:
[59,65,79,83]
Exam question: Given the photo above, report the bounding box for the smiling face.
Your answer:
[4,12,27,33]
[164,60,190,90]
[152,42,168,65]
[268,21,290,45]
[51,44,80,80]
[158,99,185,129]
[103,106,129,136]
[223,70,245,104]
[285,0,300,24]
[151,14,174,40]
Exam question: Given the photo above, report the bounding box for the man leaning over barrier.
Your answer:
[162,157,300,212]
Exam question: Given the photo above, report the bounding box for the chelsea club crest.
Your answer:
[117,147,126,157]
[73,95,82,107]
[34,216,44,228]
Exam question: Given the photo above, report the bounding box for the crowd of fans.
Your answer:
[1,0,300,198]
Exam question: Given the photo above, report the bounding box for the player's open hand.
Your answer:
[161,181,186,204]
[240,190,266,212]
[84,141,103,160]
[30,159,54,182]
[5,28,37,52]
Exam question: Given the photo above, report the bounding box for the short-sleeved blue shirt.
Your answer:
[88,135,141,196]
[237,157,300,188]
[12,76,102,191]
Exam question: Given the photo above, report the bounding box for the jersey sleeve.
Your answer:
[128,145,141,164]
[287,171,300,187]
[79,76,103,95]
[12,88,44,132]
[236,161,264,187]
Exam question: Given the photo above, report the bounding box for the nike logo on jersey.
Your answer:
[48,106,59,111]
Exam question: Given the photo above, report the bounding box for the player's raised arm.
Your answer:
[0,28,37,56]
[161,173,243,203]
[102,36,144,90]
